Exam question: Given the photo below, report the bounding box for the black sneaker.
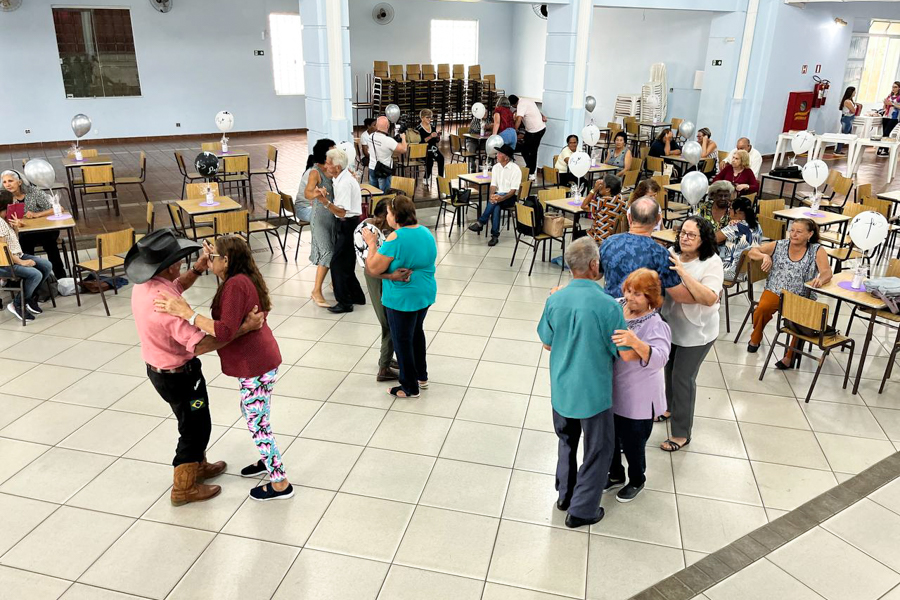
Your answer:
[616,482,645,503]
[249,483,294,502]
[7,302,34,321]
[468,222,484,233]
[240,460,266,478]
[488,236,499,247]
[26,298,43,315]
[747,343,759,353]
[565,507,604,529]
[603,476,625,494]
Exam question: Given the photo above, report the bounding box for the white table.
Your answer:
[810,133,859,164]
[848,137,900,183]
[852,115,882,139]
[773,132,802,167]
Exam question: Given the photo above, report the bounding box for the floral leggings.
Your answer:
[239,368,286,483]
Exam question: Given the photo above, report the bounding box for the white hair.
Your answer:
[326,148,349,171]
[565,236,599,274]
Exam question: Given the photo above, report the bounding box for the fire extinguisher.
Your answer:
[813,76,830,108]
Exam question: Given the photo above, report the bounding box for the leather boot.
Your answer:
[171,462,221,506]
[197,455,227,481]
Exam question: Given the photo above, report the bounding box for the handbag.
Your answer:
[542,214,572,237]
[373,161,392,179]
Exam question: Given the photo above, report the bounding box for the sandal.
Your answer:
[388,386,420,399]
[418,380,429,389]
[654,413,670,422]
[660,438,690,453]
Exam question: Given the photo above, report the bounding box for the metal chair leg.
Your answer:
[759,331,780,380]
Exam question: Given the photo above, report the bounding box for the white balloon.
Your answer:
[791,130,815,155]
[71,114,92,138]
[215,111,234,133]
[23,159,56,190]
[680,171,708,207]
[337,141,356,170]
[801,160,829,189]
[385,104,401,123]
[568,152,591,179]
[485,135,504,157]
[581,124,600,147]
[678,121,695,139]
[848,211,889,253]
[682,141,702,167]
[645,94,661,110]
[471,102,486,120]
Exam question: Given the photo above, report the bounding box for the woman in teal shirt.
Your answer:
[362,195,437,398]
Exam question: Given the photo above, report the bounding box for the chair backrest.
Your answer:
[625,121,640,136]
[186,182,221,199]
[449,134,462,153]
[437,176,452,199]
[484,74,496,86]
[266,144,278,164]
[646,156,664,173]
[542,166,559,186]
[444,162,468,180]
[622,170,639,189]
[841,202,867,219]
[651,175,670,189]
[372,193,395,213]
[759,215,786,241]
[437,63,450,79]
[855,183,872,202]
[781,290,828,334]
[406,64,421,80]
[374,60,388,77]
[886,258,900,278]
[832,173,853,197]
[520,180,532,199]
[538,187,566,204]
[214,210,250,236]
[408,143,428,160]
[468,64,481,79]
[520,167,530,182]
[167,203,184,229]
[862,196,892,219]
[421,64,436,80]
[701,158,716,175]
[639,146,650,161]
[391,176,415,198]
[265,191,283,216]
[0,242,14,269]
[145,202,155,231]
[97,228,135,259]
[758,198,785,218]
[515,203,537,233]
[68,148,98,158]
[628,157,644,172]
[718,150,730,162]
[748,258,770,284]
[458,126,470,136]
[82,165,114,185]
[201,142,220,152]
[222,155,250,175]
[174,151,188,176]
[452,64,464,79]
[671,118,683,134]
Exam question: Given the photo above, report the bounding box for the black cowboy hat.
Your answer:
[497,144,515,159]
[124,229,202,284]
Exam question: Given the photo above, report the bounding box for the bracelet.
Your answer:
[190,266,204,276]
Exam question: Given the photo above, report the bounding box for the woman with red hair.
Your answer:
[606,268,672,503]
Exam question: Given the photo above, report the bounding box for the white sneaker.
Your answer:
[528,174,536,181]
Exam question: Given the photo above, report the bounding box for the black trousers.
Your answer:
[331,216,365,306]
[881,118,898,152]
[522,128,546,176]
[608,414,654,487]
[147,357,212,467]
[425,145,445,179]
[19,230,67,279]
[552,407,614,520]
[385,306,428,396]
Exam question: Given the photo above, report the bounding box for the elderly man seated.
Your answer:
[538,236,641,529]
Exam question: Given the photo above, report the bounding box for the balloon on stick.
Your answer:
[682,141,702,167]
[581,124,601,147]
[791,130,815,156]
[680,171,708,206]
[471,102,486,120]
[71,114,92,139]
[215,111,234,133]
[567,152,591,179]
[194,152,219,178]
[678,121,695,139]
[848,211,889,253]
[385,104,401,123]
[485,135,504,158]
[801,160,829,189]
[23,159,56,189]
[584,96,597,113]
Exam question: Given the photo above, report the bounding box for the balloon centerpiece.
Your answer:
[681,141,702,168]
[581,124,601,150]
[215,111,234,152]
[801,160,829,214]
[194,152,220,205]
[585,96,596,114]
[680,171,709,208]
[846,211,890,290]
[791,131,815,164]
[70,114,92,160]
[678,121,695,141]
[24,159,66,218]
[567,151,591,198]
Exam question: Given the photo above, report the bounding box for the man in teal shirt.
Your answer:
[538,237,639,528]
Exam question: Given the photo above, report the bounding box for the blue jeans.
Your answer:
[836,115,854,153]
[0,254,52,303]
[499,127,517,149]
[368,169,391,194]
[479,196,517,237]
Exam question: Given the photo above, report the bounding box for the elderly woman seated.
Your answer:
[712,149,758,196]
[699,180,735,232]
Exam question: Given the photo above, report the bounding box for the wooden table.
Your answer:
[760,172,805,207]
[807,271,887,394]
[62,154,113,220]
[16,215,79,276]
[360,183,384,213]
[540,196,587,267]
[876,190,900,219]
[651,228,678,246]
[582,163,618,187]
[212,148,249,159]
[176,196,242,238]
[773,207,851,228]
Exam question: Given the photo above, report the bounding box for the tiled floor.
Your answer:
[1,201,899,600]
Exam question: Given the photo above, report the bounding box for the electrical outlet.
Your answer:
[25,129,31,134]
[176,123,181,128]
[254,50,265,56]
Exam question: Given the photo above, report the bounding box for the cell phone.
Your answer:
[6,203,25,220]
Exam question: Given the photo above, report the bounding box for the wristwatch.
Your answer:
[191,264,204,276]
[188,312,198,327]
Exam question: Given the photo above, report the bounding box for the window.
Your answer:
[52,8,141,98]
[270,13,305,95]
[431,20,478,69]
[855,20,900,104]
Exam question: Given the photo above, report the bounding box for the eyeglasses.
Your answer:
[678,231,699,240]
[208,253,221,259]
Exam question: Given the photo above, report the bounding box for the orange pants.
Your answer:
[750,289,797,360]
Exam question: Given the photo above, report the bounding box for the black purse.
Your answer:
[373,161,392,179]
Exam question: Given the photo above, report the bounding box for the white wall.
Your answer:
[3,0,305,145]
[510,4,548,100]
[586,7,713,127]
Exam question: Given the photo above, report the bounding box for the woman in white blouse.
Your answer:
[658,216,724,453]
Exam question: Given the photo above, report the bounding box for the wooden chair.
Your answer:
[671,118,684,138]
[214,210,251,242]
[67,148,98,158]
[185,182,220,225]
[250,144,280,192]
[115,151,149,203]
[0,242,56,325]
[733,258,771,343]
[390,176,415,198]
[435,177,475,237]
[174,151,205,199]
[467,65,481,80]
[718,150,730,163]
[74,229,135,316]
[437,63,450,79]
[406,64,421,80]
[537,187,567,204]
[759,290,855,402]
[757,198,785,219]
[645,156,665,177]
[374,60,389,78]
[201,142,220,152]
[700,158,717,179]
[421,64,436,80]
[450,134,477,165]
[621,170,640,193]
[759,215,786,242]
[444,162,468,182]
[80,165,119,216]
[249,191,288,259]
[511,203,565,276]
[721,251,750,333]
[807,172,853,211]
[542,166,559,189]
[220,155,252,205]
[854,183,872,203]
[389,64,404,81]
[279,193,310,260]
[452,64,464,79]
[401,143,428,187]
[167,203,214,242]
[135,202,156,241]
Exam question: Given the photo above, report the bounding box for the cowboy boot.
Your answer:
[171,462,221,506]
[197,454,226,481]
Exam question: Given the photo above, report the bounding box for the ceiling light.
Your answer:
[834,18,847,27]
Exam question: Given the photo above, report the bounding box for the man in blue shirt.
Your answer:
[537,237,640,529]
[600,197,685,299]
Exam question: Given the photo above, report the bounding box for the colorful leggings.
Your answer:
[239,368,286,483]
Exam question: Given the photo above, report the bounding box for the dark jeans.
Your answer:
[835,115,854,154]
[608,414,653,487]
[147,357,212,467]
[20,230,67,279]
[522,128,546,176]
[478,195,517,237]
[331,216,365,306]
[368,169,391,193]
[425,146,445,180]
[385,306,428,395]
[552,407,614,520]
[0,254,52,303]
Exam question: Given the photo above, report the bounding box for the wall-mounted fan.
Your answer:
[532,4,548,19]
[0,0,23,12]
[149,0,173,13]
[373,3,394,25]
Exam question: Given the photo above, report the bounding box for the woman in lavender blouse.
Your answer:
[607,268,672,503]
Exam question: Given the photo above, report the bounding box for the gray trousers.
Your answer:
[552,407,614,520]
[664,341,714,440]
[364,272,394,369]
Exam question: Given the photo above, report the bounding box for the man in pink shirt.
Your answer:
[126,230,263,506]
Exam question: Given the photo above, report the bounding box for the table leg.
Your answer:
[66,167,79,220]
[830,299,843,330]
[853,310,878,395]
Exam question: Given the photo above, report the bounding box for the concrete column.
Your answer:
[539,0,594,169]
[300,0,353,150]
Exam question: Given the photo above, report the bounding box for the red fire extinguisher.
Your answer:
[813,76,830,108]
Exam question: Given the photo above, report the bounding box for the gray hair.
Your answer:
[708,180,735,197]
[496,96,511,109]
[630,196,660,225]
[326,148,349,171]
[565,236,600,274]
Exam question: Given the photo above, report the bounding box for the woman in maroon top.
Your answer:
[493,96,518,149]
[155,236,292,502]
[712,149,758,196]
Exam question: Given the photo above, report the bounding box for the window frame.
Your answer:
[268,12,306,96]
[429,19,479,69]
